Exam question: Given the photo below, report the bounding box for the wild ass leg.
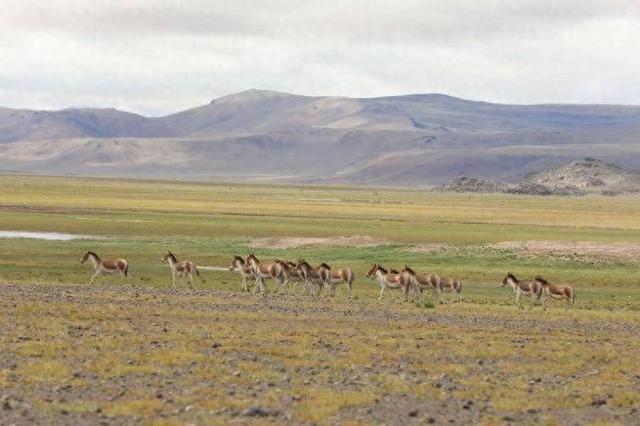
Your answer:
[531,291,539,309]
[89,271,100,286]
[402,284,410,302]
[378,283,386,301]
[515,290,522,309]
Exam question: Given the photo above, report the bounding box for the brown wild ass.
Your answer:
[400,265,442,303]
[246,253,287,294]
[501,272,543,308]
[440,276,463,302]
[274,259,305,290]
[327,266,356,299]
[366,264,410,301]
[80,251,129,285]
[294,259,331,296]
[229,255,257,292]
[161,251,199,290]
[536,276,576,308]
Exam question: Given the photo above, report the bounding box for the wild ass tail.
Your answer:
[572,287,577,304]
[195,265,200,277]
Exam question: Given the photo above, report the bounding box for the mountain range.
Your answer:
[1,89,640,186]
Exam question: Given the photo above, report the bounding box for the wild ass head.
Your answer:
[246,253,259,266]
[366,263,387,279]
[161,251,177,264]
[80,250,97,264]
[401,265,416,276]
[534,276,549,286]
[229,255,245,271]
[502,272,518,287]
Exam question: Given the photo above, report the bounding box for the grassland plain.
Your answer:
[1,174,640,424]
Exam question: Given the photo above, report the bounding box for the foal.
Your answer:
[366,264,410,301]
[161,251,199,290]
[536,276,576,308]
[501,272,543,308]
[80,251,129,286]
[229,255,257,292]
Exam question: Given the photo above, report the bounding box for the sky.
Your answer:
[1,0,639,116]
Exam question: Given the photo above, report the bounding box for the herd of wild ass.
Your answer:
[79,251,577,307]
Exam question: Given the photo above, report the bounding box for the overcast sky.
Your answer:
[1,0,639,115]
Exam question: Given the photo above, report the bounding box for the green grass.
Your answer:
[1,174,640,305]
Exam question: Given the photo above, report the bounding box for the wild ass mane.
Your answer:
[535,276,549,285]
[402,265,416,274]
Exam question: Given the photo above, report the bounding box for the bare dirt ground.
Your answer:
[249,235,389,249]
[492,240,640,262]
[1,284,639,425]
[404,243,449,254]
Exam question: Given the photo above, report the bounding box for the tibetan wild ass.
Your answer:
[440,276,463,302]
[400,265,442,303]
[501,272,543,308]
[294,259,331,296]
[366,264,410,301]
[246,253,287,294]
[80,251,129,286]
[161,251,199,290]
[536,276,576,308]
[229,255,257,292]
[274,259,306,291]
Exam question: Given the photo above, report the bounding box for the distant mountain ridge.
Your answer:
[1,89,640,186]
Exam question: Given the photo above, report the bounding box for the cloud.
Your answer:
[1,0,639,115]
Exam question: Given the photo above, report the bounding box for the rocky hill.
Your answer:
[522,158,640,194]
[436,158,640,195]
[1,90,640,186]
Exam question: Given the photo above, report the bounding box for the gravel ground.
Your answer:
[1,284,639,425]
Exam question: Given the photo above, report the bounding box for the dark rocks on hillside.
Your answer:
[436,177,587,196]
[435,175,507,193]
[504,183,553,196]
[505,183,586,196]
